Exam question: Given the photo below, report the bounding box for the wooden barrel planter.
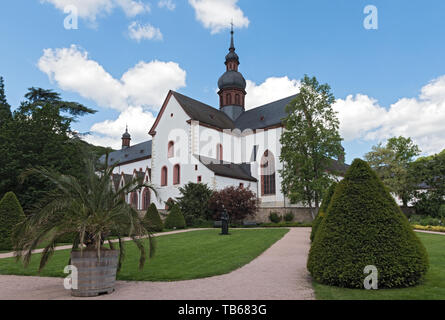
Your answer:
[70,249,119,297]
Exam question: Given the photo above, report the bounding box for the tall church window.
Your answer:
[173,164,181,185]
[142,188,150,210]
[131,192,138,209]
[261,150,276,196]
[168,141,174,158]
[161,166,168,186]
[226,94,232,105]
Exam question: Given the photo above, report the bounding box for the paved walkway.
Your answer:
[415,229,445,236]
[0,228,314,300]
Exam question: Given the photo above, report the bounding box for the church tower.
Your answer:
[121,126,131,149]
[217,26,247,121]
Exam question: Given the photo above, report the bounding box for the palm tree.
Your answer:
[14,155,158,273]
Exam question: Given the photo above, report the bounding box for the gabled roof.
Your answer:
[99,141,152,166]
[150,91,297,135]
[112,174,121,191]
[171,91,235,130]
[196,155,257,182]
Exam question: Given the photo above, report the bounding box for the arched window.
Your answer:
[226,94,232,105]
[168,141,174,158]
[235,94,240,105]
[261,150,276,196]
[161,166,168,186]
[142,188,150,210]
[131,191,138,209]
[173,164,180,185]
[216,143,223,162]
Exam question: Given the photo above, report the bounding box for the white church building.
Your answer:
[101,30,348,221]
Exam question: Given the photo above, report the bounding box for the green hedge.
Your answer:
[0,192,25,250]
[307,159,429,289]
[164,204,186,230]
[310,182,337,242]
[143,203,163,232]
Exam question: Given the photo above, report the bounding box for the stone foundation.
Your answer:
[252,207,314,224]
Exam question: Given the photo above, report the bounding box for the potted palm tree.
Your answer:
[13,156,158,297]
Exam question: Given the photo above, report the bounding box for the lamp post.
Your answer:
[220,205,229,235]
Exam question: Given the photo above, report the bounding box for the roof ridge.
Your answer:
[244,94,298,113]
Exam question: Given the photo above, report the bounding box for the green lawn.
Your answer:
[0,229,288,281]
[313,233,445,300]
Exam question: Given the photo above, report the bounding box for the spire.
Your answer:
[217,26,247,120]
[230,21,235,51]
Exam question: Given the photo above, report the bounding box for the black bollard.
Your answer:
[220,206,229,235]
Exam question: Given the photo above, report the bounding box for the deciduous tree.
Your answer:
[280,75,344,218]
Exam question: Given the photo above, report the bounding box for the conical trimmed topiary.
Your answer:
[164,204,186,230]
[307,159,428,289]
[143,203,163,232]
[0,192,25,250]
[310,181,337,242]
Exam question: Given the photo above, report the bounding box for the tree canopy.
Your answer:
[0,78,98,210]
[365,136,420,206]
[280,75,344,218]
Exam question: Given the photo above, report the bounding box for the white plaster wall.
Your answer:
[112,160,151,175]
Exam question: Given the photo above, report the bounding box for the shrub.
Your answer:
[143,203,163,232]
[209,186,258,223]
[0,192,25,250]
[310,182,337,242]
[284,212,295,222]
[413,225,445,233]
[177,183,213,226]
[164,204,186,230]
[269,212,282,223]
[409,215,441,227]
[307,159,429,289]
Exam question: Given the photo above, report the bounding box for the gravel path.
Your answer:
[0,228,314,300]
[415,229,445,236]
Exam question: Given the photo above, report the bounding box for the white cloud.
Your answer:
[38,45,186,148]
[41,0,150,22]
[188,0,249,34]
[245,77,300,109]
[84,106,156,149]
[38,45,186,111]
[244,75,445,155]
[158,0,176,11]
[333,75,445,155]
[128,21,163,42]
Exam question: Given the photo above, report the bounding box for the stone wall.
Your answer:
[252,207,315,224]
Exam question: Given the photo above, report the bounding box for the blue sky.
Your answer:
[1,0,445,163]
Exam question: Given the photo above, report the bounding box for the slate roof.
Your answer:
[99,141,152,166]
[172,91,296,131]
[235,95,297,131]
[326,159,350,176]
[196,155,257,182]
[112,174,121,190]
[172,91,235,130]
